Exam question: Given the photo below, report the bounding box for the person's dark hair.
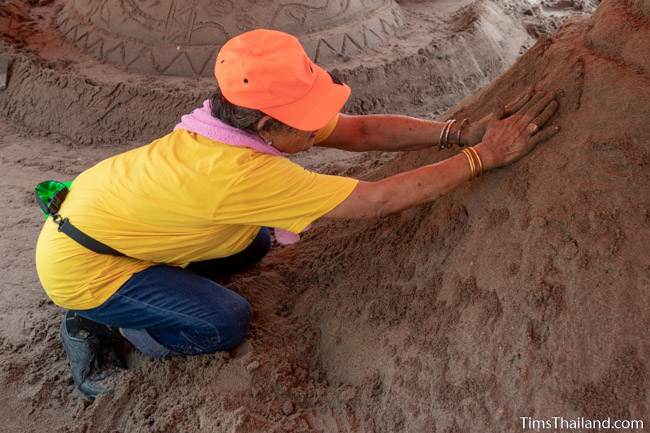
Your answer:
[210,88,295,135]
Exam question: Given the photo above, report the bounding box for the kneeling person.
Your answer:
[35,29,560,399]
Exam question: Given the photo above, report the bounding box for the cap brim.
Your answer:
[261,64,351,131]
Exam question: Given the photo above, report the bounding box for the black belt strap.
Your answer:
[52,214,126,257]
[36,183,126,257]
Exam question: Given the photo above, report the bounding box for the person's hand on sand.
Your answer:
[461,87,535,146]
[475,89,561,170]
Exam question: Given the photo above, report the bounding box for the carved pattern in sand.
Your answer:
[55,0,404,77]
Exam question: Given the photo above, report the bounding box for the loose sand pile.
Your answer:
[3,0,649,432]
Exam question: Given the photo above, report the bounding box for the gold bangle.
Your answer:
[469,149,479,177]
[438,120,451,151]
[472,147,485,176]
[467,146,484,177]
[457,118,469,147]
[461,148,476,179]
[472,148,483,176]
[444,119,456,149]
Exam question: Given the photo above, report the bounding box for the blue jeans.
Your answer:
[74,228,271,357]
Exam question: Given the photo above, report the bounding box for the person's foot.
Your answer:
[59,311,125,399]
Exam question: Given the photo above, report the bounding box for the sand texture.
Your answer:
[2,0,648,433]
[55,0,404,76]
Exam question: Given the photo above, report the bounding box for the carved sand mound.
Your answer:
[1,0,554,145]
[288,0,650,431]
[55,0,404,77]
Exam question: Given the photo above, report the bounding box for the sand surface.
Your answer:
[54,0,405,76]
[4,1,650,433]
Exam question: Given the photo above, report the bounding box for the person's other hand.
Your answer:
[474,89,561,170]
[462,87,536,146]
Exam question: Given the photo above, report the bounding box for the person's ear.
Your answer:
[256,115,275,145]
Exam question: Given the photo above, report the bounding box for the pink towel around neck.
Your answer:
[174,100,306,245]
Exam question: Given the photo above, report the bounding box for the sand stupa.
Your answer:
[55,0,404,77]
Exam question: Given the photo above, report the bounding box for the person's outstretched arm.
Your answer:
[317,89,536,153]
[318,114,461,152]
[323,90,560,220]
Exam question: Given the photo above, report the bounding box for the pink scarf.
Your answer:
[174,100,304,245]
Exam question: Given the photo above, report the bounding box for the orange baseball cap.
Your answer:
[214,29,351,131]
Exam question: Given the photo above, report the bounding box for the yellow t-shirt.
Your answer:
[35,115,358,310]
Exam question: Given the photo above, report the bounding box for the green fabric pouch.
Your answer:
[35,180,73,219]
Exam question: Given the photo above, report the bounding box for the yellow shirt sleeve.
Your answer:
[214,154,358,234]
[314,113,340,144]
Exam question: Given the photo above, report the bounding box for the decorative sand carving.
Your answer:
[55,0,404,76]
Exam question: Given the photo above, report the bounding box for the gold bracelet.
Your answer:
[438,119,456,151]
[456,118,469,147]
[461,148,477,179]
[438,120,451,151]
[472,147,484,176]
[466,146,484,177]
[444,119,456,149]
[469,147,483,177]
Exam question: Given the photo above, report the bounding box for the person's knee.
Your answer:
[160,298,251,356]
[225,296,252,341]
[206,295,252,352]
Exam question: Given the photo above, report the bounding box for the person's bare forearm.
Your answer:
[324,144,490,220]
[373,150,474,216]
[354,114,465,152]
[325,89,560,222]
